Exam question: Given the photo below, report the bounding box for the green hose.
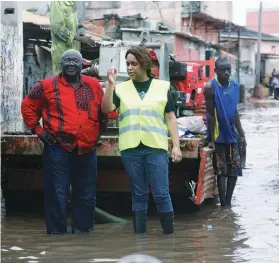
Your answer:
[95,207,127,224]
[69,186,127,224]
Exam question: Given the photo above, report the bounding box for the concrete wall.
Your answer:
[86,1,182,31]
[1,1,24,133]
[121,30,208,62]
[201,1,233,22]
[261,41,279,55]
[121,30,175,54]
[23,45,52,98]
[36,47,52,80]
[239,39,256,74]
[20,1,49,12]
[221,37,279,73]
[265,58,279,75]
[221,37,279,87]
[86,1,233,38]
[181,1,233,44]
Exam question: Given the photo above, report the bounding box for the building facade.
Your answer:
[246,8,279,37]
[86,1,233,32]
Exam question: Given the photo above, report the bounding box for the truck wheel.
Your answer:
[274,89,279,100]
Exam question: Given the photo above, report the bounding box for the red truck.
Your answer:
[1,41,217,212]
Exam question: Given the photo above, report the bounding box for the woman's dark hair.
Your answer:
[125,46,154,77]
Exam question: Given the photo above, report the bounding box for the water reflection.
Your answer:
[1,99,279,263]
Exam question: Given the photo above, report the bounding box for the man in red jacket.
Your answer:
[21,49,104,235]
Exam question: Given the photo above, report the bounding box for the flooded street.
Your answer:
[1,99,279,263]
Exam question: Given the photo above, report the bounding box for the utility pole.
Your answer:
[255,1,262,86]
[76,1,86,36]
[237,29,240,83]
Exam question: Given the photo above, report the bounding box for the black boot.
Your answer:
[217,176,227,207]
[132,210,147,234]
[226,176,237,207]
[159,211,174,234]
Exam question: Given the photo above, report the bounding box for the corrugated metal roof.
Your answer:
[22,10,49,27]
[174,32,221,49]
[221,28,279,42]
[190,12,245,31]
[121,28,173,35]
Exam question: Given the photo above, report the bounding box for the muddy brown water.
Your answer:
[1,99,279,263]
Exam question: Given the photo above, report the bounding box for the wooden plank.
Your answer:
[1,135,203,159]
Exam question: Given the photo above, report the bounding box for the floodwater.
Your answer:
[1,99,279,263]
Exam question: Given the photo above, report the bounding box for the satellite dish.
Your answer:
[36,4,50,16]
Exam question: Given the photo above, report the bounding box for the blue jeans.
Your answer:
[43,144,97,234]
[121,147,173,213]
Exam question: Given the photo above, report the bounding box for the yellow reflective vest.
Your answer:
[115,78,170,151]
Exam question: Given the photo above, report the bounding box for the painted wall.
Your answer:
[200,1,233,22]
[174,36,205,61]
[1,1,24,133]
[246,9,279,37]
[181,18,219,43]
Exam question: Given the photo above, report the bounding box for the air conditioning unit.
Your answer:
[181,1,201,15]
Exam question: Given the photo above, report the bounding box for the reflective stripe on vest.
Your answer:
[115,78,170,151]
[119,124,168,136]
[119,109,166,124]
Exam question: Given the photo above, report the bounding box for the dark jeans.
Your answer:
[43,144,97,234]
[121,147,173,213]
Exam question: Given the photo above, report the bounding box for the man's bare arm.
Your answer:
[235,110,245,137]
[235,111,245,137]
[235,110,246,148]
[204,82,215,146]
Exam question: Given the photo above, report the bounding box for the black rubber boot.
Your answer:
[226,176,237,207]
[132,210,147,234]
[159,211,174,234]
[217,176,227,207]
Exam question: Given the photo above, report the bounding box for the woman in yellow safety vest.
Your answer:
[101,46,182,234]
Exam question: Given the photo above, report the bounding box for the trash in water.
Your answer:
[90,259,118,262]
[1,249,9,252]
[207,225,213,231]
[18,256,39,259]
[117,254,162,263]
[10,246,24,251]
[40,251,46,255]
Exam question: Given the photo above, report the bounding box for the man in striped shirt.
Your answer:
[21,49,105,235]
